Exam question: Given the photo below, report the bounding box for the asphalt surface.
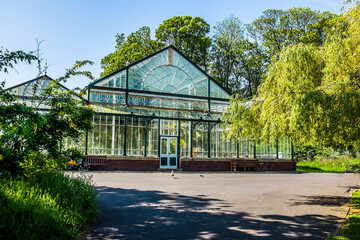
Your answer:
[82,172,359,240]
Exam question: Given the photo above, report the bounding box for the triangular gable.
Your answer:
[90,45,231,100]
[6,75,69,98]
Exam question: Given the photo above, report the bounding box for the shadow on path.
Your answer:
[290,195,350,207]
[84,186,342,240]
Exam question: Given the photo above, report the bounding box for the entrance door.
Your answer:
[160,136,177,169]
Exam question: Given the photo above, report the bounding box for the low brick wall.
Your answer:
[180,158,230,171]
[261,161,296,171]
[108,156,159,171]
[180,158,296,171]
[85,155,296,171]
[107,159,159,171]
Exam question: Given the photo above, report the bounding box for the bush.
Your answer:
[296,156,360,173]
[0,171,97,240]
[346,163,360,173]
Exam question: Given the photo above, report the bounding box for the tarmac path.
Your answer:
[83,172,359,240]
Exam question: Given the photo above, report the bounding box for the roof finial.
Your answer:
[44,59,49,75]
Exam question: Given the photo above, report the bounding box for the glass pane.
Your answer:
[160,157,168,166]
[146,119,158,156]
[161,138,168,154]
[94,70,126,88]
[180,121,190,157]
[169,157,177,166]
[170,138,177,155]
[127,48,209,97]
[193,122,208,157]
[210,81,230,99]
[160,120,178,136]
[7,76,68,108]
[211,100,229,113]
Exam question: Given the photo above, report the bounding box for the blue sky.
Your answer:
[0,0,342,89]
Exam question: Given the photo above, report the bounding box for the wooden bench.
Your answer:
[83,155,108,170]
[231,159,263,172]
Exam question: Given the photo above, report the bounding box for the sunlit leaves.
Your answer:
[224,4,360,150]
[251,8,336,57]
[101,26,164,77]
[156,16,211,71]
[0,58,95,175]
[0,48,37,73]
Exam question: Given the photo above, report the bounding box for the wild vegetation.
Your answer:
[0,172,97,240]
[0,49,97,239]
[296,157,360,173]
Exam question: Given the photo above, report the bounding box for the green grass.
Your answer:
[0,171,97,240]
[328,190,360,240]
[296,157,360,173]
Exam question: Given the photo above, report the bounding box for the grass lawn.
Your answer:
[296,158,360,173]
[328,190,360,240]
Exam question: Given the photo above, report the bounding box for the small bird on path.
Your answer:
[170,170,174,178]
[346,187,351,193]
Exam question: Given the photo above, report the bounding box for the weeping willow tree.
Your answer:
[223,4,360,151]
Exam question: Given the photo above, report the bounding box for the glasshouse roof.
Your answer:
[90,45,231,100]
[6,75,69,98]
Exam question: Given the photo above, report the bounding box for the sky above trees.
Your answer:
[0,0,341,90]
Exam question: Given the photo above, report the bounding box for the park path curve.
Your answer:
[83,172,359,240]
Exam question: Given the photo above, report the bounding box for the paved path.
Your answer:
[83,172,359,240]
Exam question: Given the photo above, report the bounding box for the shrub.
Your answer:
[0,171,97,240]
[296,156,360,173]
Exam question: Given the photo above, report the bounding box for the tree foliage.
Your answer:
[211,16,267,96]
[156,16,211,71]
[223,4,360,150]
[0,48,36,73]
[0,53,95,176]
[100,9,338,98]
[101,16,212,77]
[211,15,246,90]
[101,26,164,77]
[250,8,336,57]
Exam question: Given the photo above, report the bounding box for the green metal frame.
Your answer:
[89,45,231,97]
[123,115,127,156]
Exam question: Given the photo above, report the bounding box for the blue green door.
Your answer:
[160,136,177,169]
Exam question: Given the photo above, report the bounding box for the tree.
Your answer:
[211,15,246,90]
[101,26,164,77]
[223,4,360,151]
[34,39,49,77]
[210,16,267,96]
[238,41,267,97]
[0,48,36,74]
[156,16,211,71]
[250,8,336,58]
[0,51,95,176]
[0,48,37,104]
[101,16,212,76]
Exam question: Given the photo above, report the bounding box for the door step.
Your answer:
[157,168,183,172]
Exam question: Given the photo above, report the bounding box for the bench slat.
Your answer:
[231,159,263,172]
[84,155,108,166]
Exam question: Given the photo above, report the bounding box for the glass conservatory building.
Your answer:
[7,45,294,171]
[84,45,293,170]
